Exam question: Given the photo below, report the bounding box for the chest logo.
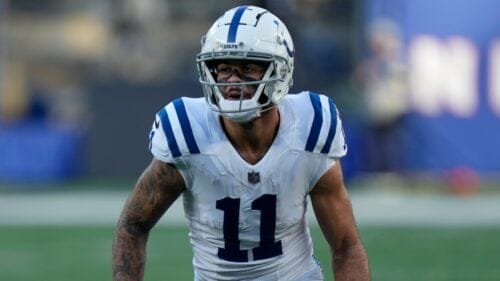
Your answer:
[247,171,260,184]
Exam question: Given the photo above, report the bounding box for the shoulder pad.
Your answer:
[290,91,347,157]
[150,98,206,160]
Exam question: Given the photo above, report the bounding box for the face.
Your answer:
[214,60,267,100]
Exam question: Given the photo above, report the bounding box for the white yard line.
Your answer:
[352,192,500,227]
[0,190,499,227]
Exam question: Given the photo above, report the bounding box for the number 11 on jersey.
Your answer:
[216,194,283,262]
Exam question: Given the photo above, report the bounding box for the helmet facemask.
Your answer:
[196,6,294,123]
[197,54,288,123]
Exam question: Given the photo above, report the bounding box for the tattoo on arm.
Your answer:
[112,159,185,280]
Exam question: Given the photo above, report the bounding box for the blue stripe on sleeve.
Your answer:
[227,6,248,43]
[320,98,338,154]
[305,93,323,152]
[158,108,181,158]
[173,99,200,154]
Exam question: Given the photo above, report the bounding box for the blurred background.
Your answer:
[0,0,500,184]
[0,0,499,280]
[1,0,500,187]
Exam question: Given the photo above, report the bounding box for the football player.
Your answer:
[113,5,370,281]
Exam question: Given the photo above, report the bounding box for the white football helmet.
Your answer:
[197,5,295,122]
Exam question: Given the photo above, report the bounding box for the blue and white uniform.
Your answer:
[149,91,347,281]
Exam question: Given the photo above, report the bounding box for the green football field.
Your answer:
[1,225,499,281]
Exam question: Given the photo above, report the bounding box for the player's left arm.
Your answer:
[310,161,370,281]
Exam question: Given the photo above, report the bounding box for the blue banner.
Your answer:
[363,0,500,172]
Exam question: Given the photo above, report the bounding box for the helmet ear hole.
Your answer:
[258,93,269,105]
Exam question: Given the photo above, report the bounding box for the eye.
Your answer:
[241,65,253,74]
[216,65,232,75]
[242,64,264,75]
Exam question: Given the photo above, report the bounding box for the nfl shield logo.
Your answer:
[248,171,260,184]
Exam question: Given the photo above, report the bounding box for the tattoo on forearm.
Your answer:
[123,162,183,231]
[113,236,147,279]
[112,161,184,280]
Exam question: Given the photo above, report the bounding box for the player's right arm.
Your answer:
[112,158,185,281]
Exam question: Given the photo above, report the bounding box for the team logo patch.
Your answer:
[248,171,260,184]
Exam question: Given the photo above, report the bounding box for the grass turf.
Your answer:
[0,226,499,280]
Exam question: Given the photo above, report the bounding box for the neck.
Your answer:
[221,108,280,164]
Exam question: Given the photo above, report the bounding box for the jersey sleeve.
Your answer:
[301,92,348,159]
[329,112,348,158]
[288,92,348,188]
[148,98,204,187]
[149,111,174,163]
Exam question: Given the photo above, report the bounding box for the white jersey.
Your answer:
[149,91,347,281]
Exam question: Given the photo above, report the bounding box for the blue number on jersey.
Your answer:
[216,194,283,262]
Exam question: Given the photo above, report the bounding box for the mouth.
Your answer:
[225,87,252,100]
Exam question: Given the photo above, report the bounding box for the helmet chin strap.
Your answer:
[218,99,261,123]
